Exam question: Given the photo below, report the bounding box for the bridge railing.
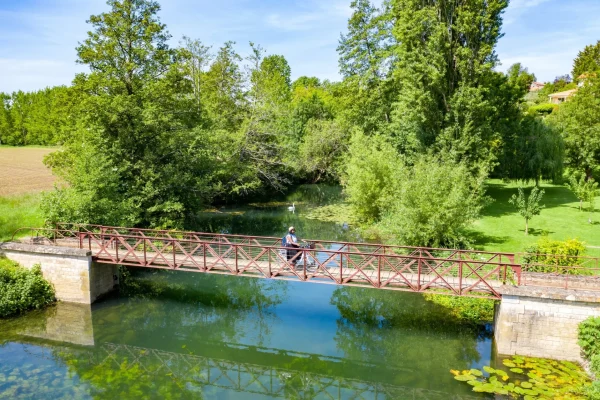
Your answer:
[13,225,520,299]
[50,222,519,263]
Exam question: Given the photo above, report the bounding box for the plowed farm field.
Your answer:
[0,147,57,196]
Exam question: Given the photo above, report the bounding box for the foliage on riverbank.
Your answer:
[579,317,600,399]
[422,294,496,325]
[0,258,55,318]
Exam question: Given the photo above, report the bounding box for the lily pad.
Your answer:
[469,369,483,377]
[521,381,533,389]
[510,367,524,374]
[454,375,476,382]
[483,366,496,374]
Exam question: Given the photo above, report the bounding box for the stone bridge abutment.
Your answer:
[0,242,117,304]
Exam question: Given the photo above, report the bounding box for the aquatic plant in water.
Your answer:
[451,355,591,399]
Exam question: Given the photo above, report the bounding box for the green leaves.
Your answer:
[0,259,55,317]
[508,186,545,235]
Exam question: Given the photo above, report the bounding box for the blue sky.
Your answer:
[0,0,599,93]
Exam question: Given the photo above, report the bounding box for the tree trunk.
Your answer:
[525,219,528,235]
[580,199,583,211]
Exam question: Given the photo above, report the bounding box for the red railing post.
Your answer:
[458,261,463,296]
[203,242,207,271]
[303,249,307,281]
[235,245,238,274]
[417,258,422,291]
[268,248,272,277]
[172,239,176,269]
[340,253,343,284]
[115,236,119,262]
[377,255,381,288]
[143,239,147,266]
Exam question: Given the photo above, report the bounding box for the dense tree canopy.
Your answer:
[4,0,597,246]
[573,40,600,79]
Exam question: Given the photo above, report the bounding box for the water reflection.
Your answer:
[0,271,491,399]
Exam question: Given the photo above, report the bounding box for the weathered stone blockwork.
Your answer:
[495,287,600,363]
[0,242,116,304]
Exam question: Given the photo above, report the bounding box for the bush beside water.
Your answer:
[579,317,600,399]
[423,294,496,325]
[0,257,55,318]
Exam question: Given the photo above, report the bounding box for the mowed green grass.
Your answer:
[0,193,44,241]
[471,179,600,256]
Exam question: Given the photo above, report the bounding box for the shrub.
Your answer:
[0,258,55,318]
[579,317,600,399]
[522,237,587,273]
[579,317,600,363]
[423,294,496,325]
[528,103,558,116]
[378,155,488,248]
[342,131,400,222]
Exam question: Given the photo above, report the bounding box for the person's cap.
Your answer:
[289,226,295,232]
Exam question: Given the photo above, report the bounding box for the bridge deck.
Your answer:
[48,234,511,299]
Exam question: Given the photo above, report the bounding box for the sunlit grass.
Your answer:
[471,179,600,256]
[0,193,45,241]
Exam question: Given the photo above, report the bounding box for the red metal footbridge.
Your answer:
[13,224,600,300]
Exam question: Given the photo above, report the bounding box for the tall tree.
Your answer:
[43,0,214,228]
[179,36,212,116]
[573,40,600,79]
[337,0,397,134]
[389,0,508,171]
[202,41,246,132]
[551,76,600,179]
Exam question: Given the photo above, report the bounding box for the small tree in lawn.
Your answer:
[567,174,589,211]
[583,179,599,223]
[509,187,545,235]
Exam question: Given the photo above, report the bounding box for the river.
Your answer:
[0,185,495,399]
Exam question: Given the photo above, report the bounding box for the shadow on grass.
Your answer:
[465,230,510,250]
[523,228,556,236]
[483,182,579,218]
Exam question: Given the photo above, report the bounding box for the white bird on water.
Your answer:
[288,203,295,213]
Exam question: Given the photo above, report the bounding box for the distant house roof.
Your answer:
[548,89,577,98]
[577,72,596,80]
[529,82,545,91]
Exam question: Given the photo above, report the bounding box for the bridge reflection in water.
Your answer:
[18,340,480,400]
[5,298,487,400]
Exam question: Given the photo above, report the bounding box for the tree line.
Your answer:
[2,0,600,247]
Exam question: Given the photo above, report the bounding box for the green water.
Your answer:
[0,185,494,399]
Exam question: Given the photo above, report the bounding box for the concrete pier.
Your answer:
[0,242,117,304]
[494,286,600,363]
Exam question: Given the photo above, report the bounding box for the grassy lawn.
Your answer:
[0,193,45,241]
[471,179,600,256]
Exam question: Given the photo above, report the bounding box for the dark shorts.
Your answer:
[286,247,298,263]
